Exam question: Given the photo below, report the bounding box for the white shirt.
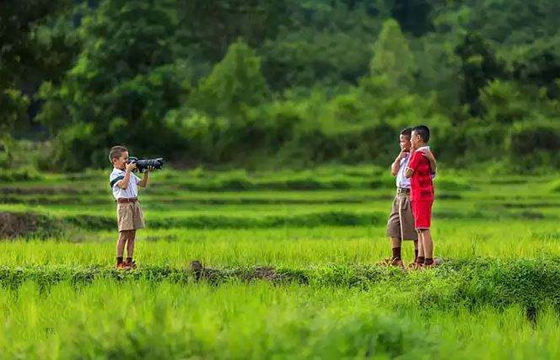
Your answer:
[110,168,140,200]
[396,146,435,189]
[396,153,411,189]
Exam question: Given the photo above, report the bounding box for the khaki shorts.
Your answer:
[386,192,418,241]
[117,201,145,232]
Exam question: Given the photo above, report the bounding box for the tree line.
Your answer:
[2,0,560,171]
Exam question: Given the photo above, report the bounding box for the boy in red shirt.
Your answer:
[405,125,437,268]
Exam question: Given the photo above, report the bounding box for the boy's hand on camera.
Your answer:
[145,166,154,173]
[125,162,136,172]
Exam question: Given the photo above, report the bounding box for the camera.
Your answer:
[127,156,164,172]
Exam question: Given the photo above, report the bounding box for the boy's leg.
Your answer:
[385,194,403,264]
[389,194,408,266]
[416,231,425,263]
[126,230,136,262]
[388,237,403,266]
[417,200,434,266]
[116,230,129,265]
[420,229,434,265]
[393,195,405,261]
[401,194,418,264]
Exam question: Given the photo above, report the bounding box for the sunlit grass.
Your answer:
[1,168,559,358]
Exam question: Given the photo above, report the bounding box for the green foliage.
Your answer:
[261,29,374,90]
[507,121,560,170]
[191,40,269,118]
[37,0,185,170]
[0,168,42,182]
[51,122,103,171]
[5,0,560,171]
[0,0,72,87]
[479,80,532,123]
[509,37,560,98]
[3,260,560,314]
[455,32,507,116]
[370,18,416,92]
[0,89,30,167]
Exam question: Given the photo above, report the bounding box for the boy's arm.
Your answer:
[138,170,149,188]
[405,151,419,179]
[138,166,154,188]
[116,163,136,189]
[421,149,437,175]
[391,151,408,176]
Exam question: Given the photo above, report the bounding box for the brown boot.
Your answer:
[116,262,129,270]
[124,260,137,269]
[390,258,404,268]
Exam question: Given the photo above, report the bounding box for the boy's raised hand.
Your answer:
[398,150,409,160]
[125,162,137,172]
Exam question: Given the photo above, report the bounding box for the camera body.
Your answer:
[127,156,164,173]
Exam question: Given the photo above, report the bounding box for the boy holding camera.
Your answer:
[109,145,153,269]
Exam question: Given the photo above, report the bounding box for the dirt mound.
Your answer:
[0,212,63,239]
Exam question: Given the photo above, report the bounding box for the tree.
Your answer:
[0,0,72,158]
[0,90,29,166]
[511,38,560,99]
[455,32,507,116]
[369,18,416,92]
[191,40,269,118]
[390,0,433,36]
[37,0,186,169]
[0,0,71,89]
[175,0,289,62]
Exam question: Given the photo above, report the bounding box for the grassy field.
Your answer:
[1,166,559,359]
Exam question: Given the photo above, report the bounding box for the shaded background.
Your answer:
[2,0,560,172]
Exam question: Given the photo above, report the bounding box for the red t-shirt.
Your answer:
[407,149,434,201]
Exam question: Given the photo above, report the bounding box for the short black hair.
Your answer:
[400,127,412,138]
[412,125,430,143]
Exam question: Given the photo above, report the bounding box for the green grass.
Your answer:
[1,166,560,358]
[3,280,560,359]
[0,220,559,266]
